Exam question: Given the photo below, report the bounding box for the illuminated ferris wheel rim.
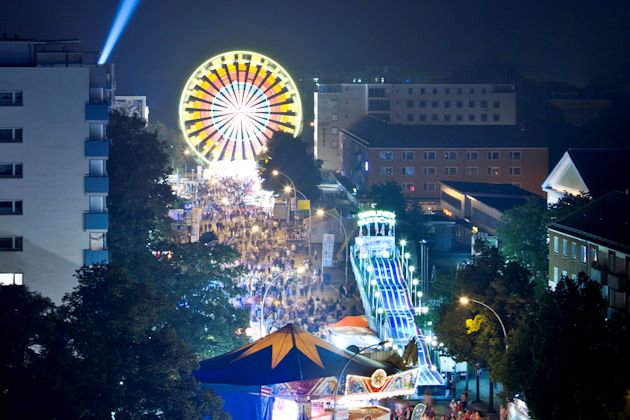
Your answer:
[178,50,303,165]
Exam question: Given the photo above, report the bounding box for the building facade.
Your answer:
[341,117,547,201]
[0,39,114,302]
[315,83,516,171]
[548,190,630,316]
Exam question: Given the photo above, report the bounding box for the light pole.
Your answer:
[332,340,392,420]
[284,186,312,260]
[272,170,296,224]
[316,209,349,284]
[259,266,305,337]
[459,296,508,412]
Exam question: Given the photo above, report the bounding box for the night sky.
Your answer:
[2,0,628,127]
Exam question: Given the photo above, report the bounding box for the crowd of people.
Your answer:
[176,174,357,338]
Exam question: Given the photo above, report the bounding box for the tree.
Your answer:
[548,192,591,223]
[258,132,322,200]
[497,197,549,292]
[366,181,406,216]
[498,274,630,419]
[150,120,197,172]
[107,111,175,266]
[59,264,228,419]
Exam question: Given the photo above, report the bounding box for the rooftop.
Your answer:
[549,190,630,254]
[567,148,630,198]
[440,181,541,213]
[342,116,547,149]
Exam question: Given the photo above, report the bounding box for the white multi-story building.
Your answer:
[0,38,114,302]
[113,95,149,122]
[314,83,516,171]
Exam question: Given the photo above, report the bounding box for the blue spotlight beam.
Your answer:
[98,0,141,64]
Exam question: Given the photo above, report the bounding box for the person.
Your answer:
[449,399,457,416]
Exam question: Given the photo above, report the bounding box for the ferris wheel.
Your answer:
[179,51,302,164]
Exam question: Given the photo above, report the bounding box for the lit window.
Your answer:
[0,273,23,285]
[553,236,559,254]
[379,167,394,176]
[571,242,577,260]
[581,245,587,264]
[401,182,415,191]
[487,167,500,176]
[562,239,568,257]
[402,166,415,175]
[379,151,394,160]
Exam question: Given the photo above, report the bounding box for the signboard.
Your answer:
[322,233,335,268]
[297,199,311,210]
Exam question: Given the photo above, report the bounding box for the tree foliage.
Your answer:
[498,274,630,420]
[258,132,322,200]
[367,181,407,216]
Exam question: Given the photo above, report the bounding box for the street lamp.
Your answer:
[332,340,393,420]
[271,170,296,224]
[259,266,306,337]
[458,297,508,351]
[316,209,349,284]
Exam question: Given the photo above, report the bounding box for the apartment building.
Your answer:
[548,190,630,316]
[0,38,114,302]
[315,82,516,171]
[341,117,547,201]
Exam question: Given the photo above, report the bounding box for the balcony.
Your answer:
[608,273,627,292]
[84,249,108,265]
[85,103,110,121]
[84,176,109,194]
[590,266,607,284]
[85,139,109,157]
[84,213,108,231]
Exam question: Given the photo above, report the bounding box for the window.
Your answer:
[423,167,436,176]
[444,101,451,108]
[406,114,414,122]
[509,167,521,176]
[581,245,587,264]
[553,237,559,254]
[0,237,22,251]
[493,114,500,122]
[592,248,598,264]
[402,166,415,175]
[487,167,500,176]
[408,88,413,95]
[89,160,106,176]
[466,151,479,160]
[465,167,479,176]
[481,88,487,94]
[331,113,338,121]
[562,270,568,278]
[420,88,426,94]
[0,200,22,215]
[562,239,568,257]
[469,88,475,94]
[444,167,457,176]
[89,233,106,251]
[330,140,338,148]
[488,151,501,160]
[431,114,439,121]
[468,114,476,121]
[509,151,521,160]
[423,151,436,160]
[0,273,23,286]
[379,167,394,176]
[402,151,415,161]
[89,196,105,213]
[493,100,500,108]
[407,100,414,108]
[456,114,463,122]
[444,151,457,160]
[571,242,577,260]
[445,88,450,94]
[419,100,427,108]
[457,88,463,94]
[0,91,23,106]
[481,100,488,108]
[379,151,394,160]
[401,183,415,191]
[370,99,391,110]
[469,101,476,108]
[456,100,463,108]
[423,182,437,192]
[444,114,451,122]
[419,114,427,121]
[89,123,105,139]
[480,114,488,121]
[608,251,616,272]
[431,101,438,108]
[432,88,438,94]
[0,128,23,142]
[0,163,22,178]
[331,127,338,135]
[368,88,386,97]
[553,267,559,283]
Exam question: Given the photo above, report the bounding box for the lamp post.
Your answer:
[332,340,392,420]
[284,186,312,260]
[459,296,508,412]
[316,209,349,284]
[272,170,296,224]
[259,266,305,337]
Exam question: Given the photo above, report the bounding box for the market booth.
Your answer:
[195,324,395,419]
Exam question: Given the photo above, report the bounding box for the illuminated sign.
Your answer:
[357,210,396,227]
[179,51,303,164]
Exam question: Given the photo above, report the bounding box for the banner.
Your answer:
[322,233,335,268]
